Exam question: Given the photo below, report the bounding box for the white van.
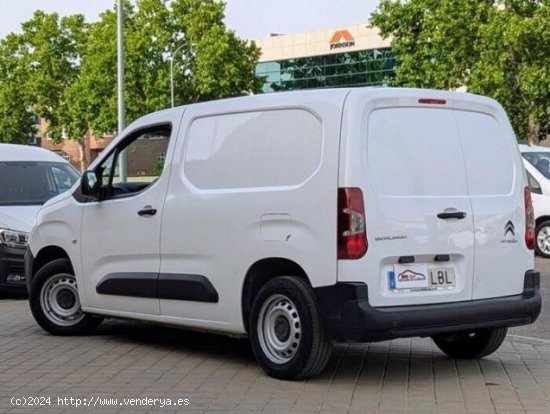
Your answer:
[0,144,79,293]
[519,144,550,258]
[26,88,541,379]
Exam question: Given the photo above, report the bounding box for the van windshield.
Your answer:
[0,162,80,206]
[522,152,550,179]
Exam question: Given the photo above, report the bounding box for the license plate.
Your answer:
[389,264,455,291]
[428,268,456,289]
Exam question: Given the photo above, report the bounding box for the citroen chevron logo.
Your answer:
[505,220,515,237]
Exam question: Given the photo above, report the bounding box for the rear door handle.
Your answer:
[137,207,157,217]
[437,211,466,220]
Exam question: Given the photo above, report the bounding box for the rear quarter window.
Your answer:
[183,109,322,190]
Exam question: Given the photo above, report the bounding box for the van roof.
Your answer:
[122,87,506,145]
[176,87,495,108]
[0,143,68,163]
[146,87,500,120]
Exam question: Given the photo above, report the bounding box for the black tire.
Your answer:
[432,327,507,359]
[249,276,332,380]
[29,258,103,335]
[535,220,550,258]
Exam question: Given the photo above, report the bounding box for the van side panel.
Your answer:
[159,90,349,334]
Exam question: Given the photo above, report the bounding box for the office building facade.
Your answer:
[255,24,395,93]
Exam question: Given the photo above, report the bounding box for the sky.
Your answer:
[0,0,379,40]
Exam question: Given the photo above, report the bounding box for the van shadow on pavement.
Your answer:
[95,318,255,363]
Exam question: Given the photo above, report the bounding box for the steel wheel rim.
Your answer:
[40,273,84,326]
[257,294,302,364]
[537,227,550,254]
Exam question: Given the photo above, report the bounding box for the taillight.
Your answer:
[525,186,535,250]
[338,188,367,259]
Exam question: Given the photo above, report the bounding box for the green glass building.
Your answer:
[254,25,395,93]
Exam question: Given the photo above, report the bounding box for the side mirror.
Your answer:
[81,171,100,200]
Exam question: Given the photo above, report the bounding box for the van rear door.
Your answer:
[453,107,530,299]
[339,91,475,307]
[339,89,530,307]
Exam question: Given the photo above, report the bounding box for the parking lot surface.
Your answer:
[0,295,549,414]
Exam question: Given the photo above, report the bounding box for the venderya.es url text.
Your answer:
[11,396,190,408]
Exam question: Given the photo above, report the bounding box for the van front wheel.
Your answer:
[249,276,332,380]
[29,258,102,335]
[432,327,507,359]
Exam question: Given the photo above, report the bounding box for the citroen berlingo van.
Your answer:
[26,88,541,379]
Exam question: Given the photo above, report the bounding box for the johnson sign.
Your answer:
[329,30,355,50]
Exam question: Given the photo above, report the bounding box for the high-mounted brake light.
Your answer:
[338,188,367,259]
[418,98,447,105]
[525,187,535,250]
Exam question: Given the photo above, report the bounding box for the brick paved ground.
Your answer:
[1,298,549,414]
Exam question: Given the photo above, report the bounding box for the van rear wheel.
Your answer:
[29,258,103,335]
[432,327,507,359]
[249,276,332,380]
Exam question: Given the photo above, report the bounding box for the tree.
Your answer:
[0,0,262,170]
[370,0,549,143]
[470,1,549,144]
[0,34,36,144]
[22,12,89,140]
[0,12,87,144]
[63,0,262,139]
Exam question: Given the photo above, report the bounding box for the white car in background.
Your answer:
[519,144,550,257]
[0,144,79,292]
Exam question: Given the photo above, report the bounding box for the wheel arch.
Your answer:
[30,246,73,283]
[241,257,310,332]
[535,216,550,229]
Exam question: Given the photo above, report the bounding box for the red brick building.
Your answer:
[39,119,115,172]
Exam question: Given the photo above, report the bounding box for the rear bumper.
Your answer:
[0,244,27,290]
[314,270,541,342]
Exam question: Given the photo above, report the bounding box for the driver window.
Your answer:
[99,125,171,198]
